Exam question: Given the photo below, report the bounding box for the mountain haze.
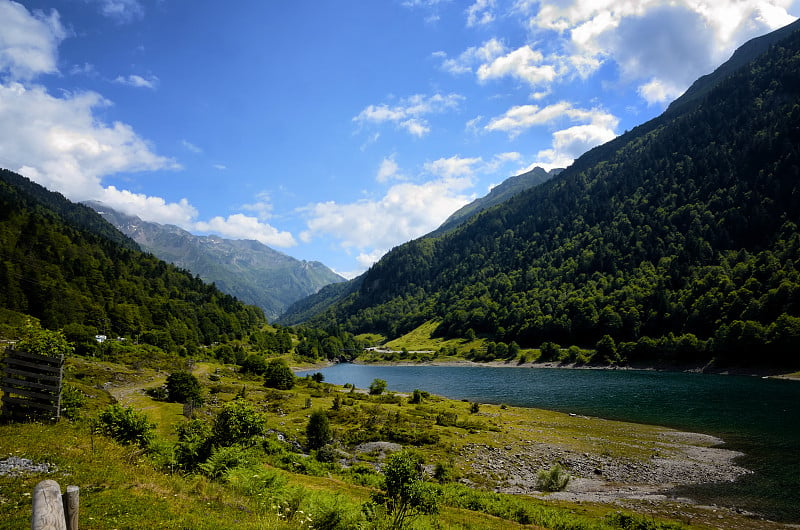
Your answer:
[296,21,800,368]
[89,204,345,321]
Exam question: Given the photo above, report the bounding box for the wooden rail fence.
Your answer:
[1,348,64,420]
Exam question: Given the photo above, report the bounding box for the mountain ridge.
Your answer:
[88,202,345,321]
[289,20,800,368]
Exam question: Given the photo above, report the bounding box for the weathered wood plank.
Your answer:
[1,395,60,412]
[2,367,63,383]
[3,357,64,373]
[64,486,79,530]
[5,349,64,365]
[0,376,59,392]
[31,480,67,530]
[1,385,60,401]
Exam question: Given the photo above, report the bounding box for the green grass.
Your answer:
[0,353,776,529]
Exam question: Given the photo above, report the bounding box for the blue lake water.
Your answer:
[298,363,800,522]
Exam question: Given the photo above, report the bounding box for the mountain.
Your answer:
[428,166,561,237]
[0,169,265,350]
[88,204,345,321]
[279,167,562,325]
[297,21,800,368]
[667,18,800,113]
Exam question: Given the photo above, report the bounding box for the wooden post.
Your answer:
[63,486,79,530]
[31,480,66,530]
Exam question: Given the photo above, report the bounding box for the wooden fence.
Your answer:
[1,348,64,420]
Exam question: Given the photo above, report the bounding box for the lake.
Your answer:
[298,363,800,522]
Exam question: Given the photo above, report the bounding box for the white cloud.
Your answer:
[637,78,683,105]
[212,164,227,170]
[195,214,296,248]
[486,101,617,139]
[477,45,560,87]
[0,82,179,199]
[424,155,482,178]
[241,191,274,221]
[436,38,506,75]
[376,156,402,183]
[100,186,198,226]
[89,0,145,23]
[181,139,202,154]
[526,0,799,103]
[114,74,159,89]
[300,176,473,268]
[467,0,496,27]
[354,93,464,137]
[0,1,65,81]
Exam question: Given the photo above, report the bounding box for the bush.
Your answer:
[306,409,333,450]
[60,383,86,420]
[166,370,204,405]
[93,403,155,448]
[264,358,295,390]
[371,450,440,528]
[535,464,571,492]
[212,399,267,446]
[368,378,387,395]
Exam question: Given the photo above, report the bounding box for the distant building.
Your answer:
[95,335,107,343]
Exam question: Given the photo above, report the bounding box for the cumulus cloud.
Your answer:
[0,82,180,198]
[485,101,614,138]
[485,100,618,167]
[114,74,159,89]
[477,45,561,87]
[0,1,65,80]
[526,0,798,103]
[424,155,482,178]
[195,214,296,248]
[354,93,464,137]
[300,176,473,268]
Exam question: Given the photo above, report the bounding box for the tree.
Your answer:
[369,378,387,395]
[264,358,295,390]
[371,450,440,529]
[306,409,333,450]
[166,370,204,405]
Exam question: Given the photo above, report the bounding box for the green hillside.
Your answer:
[301,24,800,368]
[0,169,265,351]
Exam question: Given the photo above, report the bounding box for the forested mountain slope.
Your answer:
[427,166,561,237]
[90,204,345,321]
[304,23,800,367]
[0,170,265,351]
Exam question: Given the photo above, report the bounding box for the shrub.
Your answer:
[469,402,480,414]
[264,358,295,390]
[535,464,571,492]
[212,399,267,446]
[93,403,155,448]
[371,450,440,529]
[166,370,204,405]
[306,409,333,450]
[60,383,86,420]
[368,378,387,395]
[17,326,74,357]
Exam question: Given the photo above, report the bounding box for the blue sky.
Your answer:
[1,0,798,278]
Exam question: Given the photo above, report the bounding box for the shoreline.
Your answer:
[341,357,800,380]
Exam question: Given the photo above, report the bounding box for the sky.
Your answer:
[1,1,799,278]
